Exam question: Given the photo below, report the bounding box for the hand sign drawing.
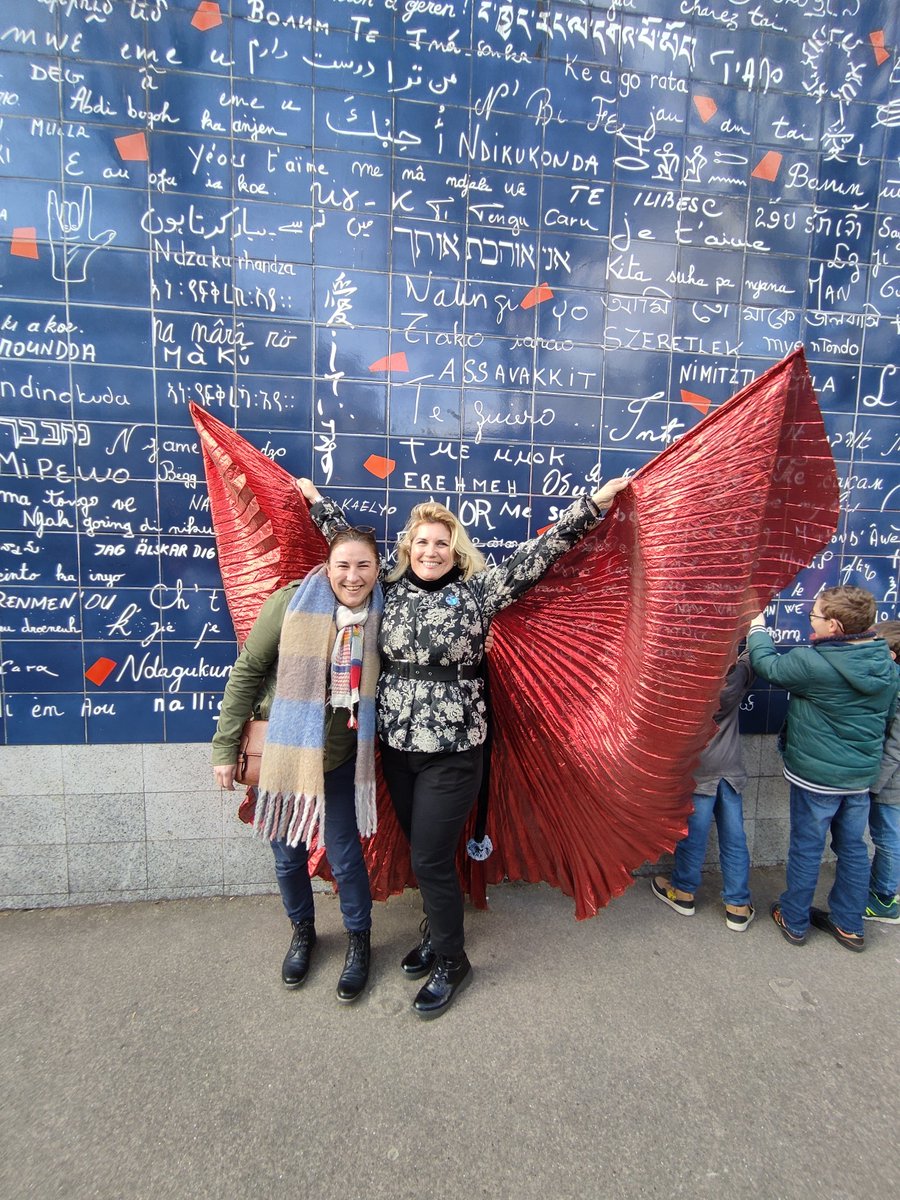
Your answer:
[47,186,116,283]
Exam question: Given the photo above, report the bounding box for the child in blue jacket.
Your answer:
[748,586,896,952]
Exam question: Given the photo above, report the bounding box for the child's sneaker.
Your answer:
[650,876,695,916]
[725,905,755,932]
[863,891,900,924]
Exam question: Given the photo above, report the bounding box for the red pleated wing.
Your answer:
[464,347,839,917]
[189,403,328,646]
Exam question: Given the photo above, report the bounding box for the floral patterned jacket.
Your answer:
[311,495,604,753]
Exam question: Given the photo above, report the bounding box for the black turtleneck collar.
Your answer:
[405,565,463,592]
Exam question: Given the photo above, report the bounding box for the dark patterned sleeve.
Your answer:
[470,495,604,620]
[309,496,351,542]
[310,495,393,582]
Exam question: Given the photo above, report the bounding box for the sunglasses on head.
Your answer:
[330,525,377,538]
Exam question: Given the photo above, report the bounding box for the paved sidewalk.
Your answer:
[2,866,898,1200]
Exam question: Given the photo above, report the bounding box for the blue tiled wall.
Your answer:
[0,0,898,743]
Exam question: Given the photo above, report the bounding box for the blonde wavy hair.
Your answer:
[387,501,486,583]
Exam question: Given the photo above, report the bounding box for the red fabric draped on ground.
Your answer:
[193,349,839,918]
[465,348,839,916]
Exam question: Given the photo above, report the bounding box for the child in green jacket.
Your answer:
[748,586,896,952]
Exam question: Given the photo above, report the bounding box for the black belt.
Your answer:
[385,660,482,682]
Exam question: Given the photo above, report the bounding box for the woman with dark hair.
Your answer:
[212,527,382,1003]
[298,477,629,1018]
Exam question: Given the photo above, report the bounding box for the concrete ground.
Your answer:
[1,866,898,1200]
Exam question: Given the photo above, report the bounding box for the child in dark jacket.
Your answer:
[652,651,755,931]
[866,619,900,924]
[748,586,897,952]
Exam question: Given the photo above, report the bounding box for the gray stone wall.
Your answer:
[0,744,274,909]
[1,736,792,909]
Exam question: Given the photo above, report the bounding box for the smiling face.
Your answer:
[409,520,455,582]
[325,539,379,608]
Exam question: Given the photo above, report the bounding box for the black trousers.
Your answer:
[379,742,483,958]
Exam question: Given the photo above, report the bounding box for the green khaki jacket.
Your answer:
[748,628,897,791]
[211,582,356,773]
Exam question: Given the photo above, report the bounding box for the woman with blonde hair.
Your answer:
[297,477,629,1018]
[385,500,487,582]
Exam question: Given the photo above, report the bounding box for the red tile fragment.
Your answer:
[681,390,712,416]
[192,1,223,31]
[521,283,554,309]
[368,352,409,373]
[751,151,782,182]
[693,96,718,123]
[85,657,117,687]
[363,455,396,479]
[115,133,149,162]
[869,31,890,66]
[11,228,39,259]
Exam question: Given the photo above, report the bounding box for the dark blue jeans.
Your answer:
[869,800,900,897]
[270,756,372,932]
[779,782,870,937]
[670,779,752,905]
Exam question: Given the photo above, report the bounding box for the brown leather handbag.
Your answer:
[234,718,268,788]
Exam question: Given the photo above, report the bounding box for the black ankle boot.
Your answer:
[413,952,472,1019]
[282,918,316,989]
[400,918,435,979]
[336,929,371,1003]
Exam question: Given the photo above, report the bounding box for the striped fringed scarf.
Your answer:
[254,565,383,849]
[330,607,365,725]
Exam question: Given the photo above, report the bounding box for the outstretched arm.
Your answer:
[712,651,754,722]
[296,477,351,543]
[746,617,817,692]
[474,477,629,619]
